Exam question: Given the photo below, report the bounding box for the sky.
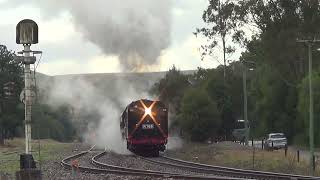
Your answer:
[0,0,222,75]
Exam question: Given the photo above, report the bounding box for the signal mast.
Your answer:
[15,19,42,180]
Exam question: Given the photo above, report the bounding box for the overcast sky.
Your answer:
[0,0,222,75]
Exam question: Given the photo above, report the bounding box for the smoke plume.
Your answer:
[45,75,152,153]
[3,0,172,71]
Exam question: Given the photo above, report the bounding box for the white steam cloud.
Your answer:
[3,0,181,152]
[4,0,172,71]
[46,76,151,153]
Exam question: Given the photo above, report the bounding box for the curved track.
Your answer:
[140,155,320,180]
[61,146,319,180]
[61,147,239,179]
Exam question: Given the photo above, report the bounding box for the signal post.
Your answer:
[15,19,42,180]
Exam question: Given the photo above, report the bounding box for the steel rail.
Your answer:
[140,155,319,180]
[61,148,240,179]
[91,151,241,179]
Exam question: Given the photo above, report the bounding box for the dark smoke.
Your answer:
[3,0,172,71]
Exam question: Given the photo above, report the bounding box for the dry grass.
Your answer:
[166,141,320,176]
[0,138,73,175]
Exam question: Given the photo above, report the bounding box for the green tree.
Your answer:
[150,66,189,122]
[178,88,221,142]
[203,65,243,139]
[236,0,320,143]
[0,45,24,145]
[297,72,320,146]
[240,0,320,85]
[32,103,75,142]
[195,0,246,80]
[248,65,294,138]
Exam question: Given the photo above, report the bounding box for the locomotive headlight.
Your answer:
[145,107,152,116]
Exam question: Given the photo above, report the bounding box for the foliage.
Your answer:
[178,88,221,141]
[0,45,24,144]
[205,65,242,139]
[0,44,75,143]
[150,65,189,121]
[32,103,75,142]
[236,0,320,144]
[247,65,296,140]
[297,72,320,146]
[240,0,320,84]
[150,0,320,146]
[195,0,246,78]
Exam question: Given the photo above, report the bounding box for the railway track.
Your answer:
[61,146,319,179]
[61,146,239,179]
[140,155,320,180]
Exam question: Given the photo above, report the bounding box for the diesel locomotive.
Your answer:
[120,99,168,156]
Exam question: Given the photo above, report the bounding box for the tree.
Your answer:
[178,88,221,141]
[31,103,75,141]
[0,44,24,145]
[205,65,243,139]
[240,0,320,85]
[195,0,245,80]
[247,64,295,139]
[149,65,189,123]
[236,0,320,143]
[297,72,320,146]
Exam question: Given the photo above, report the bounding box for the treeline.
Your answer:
[151,0,320,146]
[0,45,75,144]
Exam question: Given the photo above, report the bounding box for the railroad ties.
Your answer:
[61,146,319,180]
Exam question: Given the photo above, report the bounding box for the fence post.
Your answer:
[252,141,255,170]
[285,145,288,157]
[297,150,300,162]
[313,155,316,172]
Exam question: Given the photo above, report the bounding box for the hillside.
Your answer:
[36,70,195,103]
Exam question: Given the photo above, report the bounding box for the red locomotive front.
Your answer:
[120,99,168,156]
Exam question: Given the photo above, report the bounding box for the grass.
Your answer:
[0,138,73,175]
[166,141,320,176]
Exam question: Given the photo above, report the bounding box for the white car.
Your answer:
[264,133,287,150]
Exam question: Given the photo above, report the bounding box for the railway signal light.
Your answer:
[15,19,41,179]
[16,19,38,44]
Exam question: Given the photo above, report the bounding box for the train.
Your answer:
[120,99,168,156]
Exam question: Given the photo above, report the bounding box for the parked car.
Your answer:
[264,133,287,150]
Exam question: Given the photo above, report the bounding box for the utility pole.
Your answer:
[242,60,255,146]
[243,65,249,145]
[297,39,320,175]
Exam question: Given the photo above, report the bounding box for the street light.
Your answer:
[242,60,255,145]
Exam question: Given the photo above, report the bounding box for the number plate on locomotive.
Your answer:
[142,124,154,129]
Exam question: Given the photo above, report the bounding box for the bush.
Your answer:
[178,88,221,141]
